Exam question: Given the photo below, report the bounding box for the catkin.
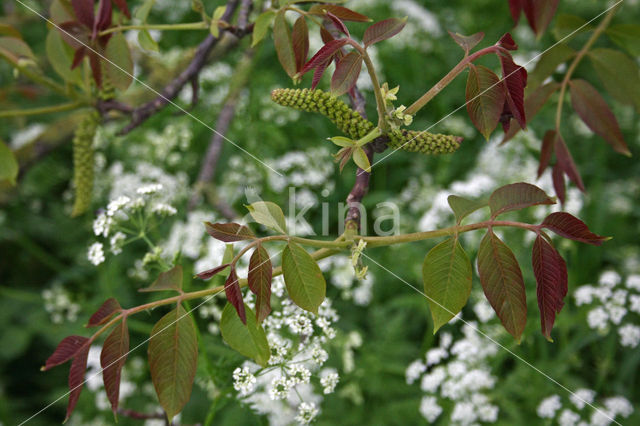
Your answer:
[270,88,461,155]
[71,111,99,217]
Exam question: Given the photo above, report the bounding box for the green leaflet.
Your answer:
[422,237,472,332]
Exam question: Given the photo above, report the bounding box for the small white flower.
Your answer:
[618,324,640,348]
[405,360,426,385]
[93,212,113,237]
[320,370,339,394]
[130,197,146,209]
[295,402,318,425]
[287,365,311,385]
[604,396,633,417]
[558,409,580,426]
[537,395,562,419]
[311,345,328,365]
[152,203,177,216]
[451,401,477,424]
[599,271,621,288]
[88,242,105,266]
[587,307,609,331]
[569,388,595,410]
[419,396,442,423]
[477,403,499,423]
[137,183,163,195]
[267,335,290,365]
[106,195,130,216]
[629,295,640,314]
[574,286,595,306]
[420,366,446,393]
[110,232,126,255]
[232,367,256,396]
[425,347,448,366]
[268,376,291,400]
[287,314,313,335]
[626,274,640,291]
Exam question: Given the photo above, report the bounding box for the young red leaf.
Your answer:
[71,0,95,29]
[308,4,370,22]
[93,0,112,40]
[89,52,102,87]
[195,263,231,280]
[552,163,566,204]
[508,0,523,25]
[497,33,518,50]
[300,39,348,75]
[554,132,584,191]
[502,82,560,144]
[489,182,555,218]
[449,31,484,54]
[541,212,609,245]
[465,64,505,140]
[532,235,567,341]
[43,336,89,370]
[225,267,246,324]
[292,16,309,72]
[100,319,129,415]
[478,230,527,341]
[140,265,183,293]
[498,50,527,130]
[331,51,362,96]
[522,0,559,37]
[111,0,131,18]
[325,11,350,37]
[205,222,255,242]
[569,79,631,156]
[312,59,330,90]
[538,130,556,178]
[148,305,198,422]
[87,298,121,327]
[273,10,297,78]
[248,244,272,323]
[363,17,407,47]
[65,344,90,421]
[320,25,335,44]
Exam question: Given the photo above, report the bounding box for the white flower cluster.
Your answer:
[574,270,640,348]
[227,282,341,425]
[42,284,81,324]
[537,390,633,426]
[407,317,501,425]
[86,183,179,267]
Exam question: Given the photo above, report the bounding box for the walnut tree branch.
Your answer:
[117,0,245,135]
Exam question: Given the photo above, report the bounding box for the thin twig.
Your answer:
[118,0,244,135]
[188,49,256,212]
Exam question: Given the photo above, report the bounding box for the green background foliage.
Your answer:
[0,0,639,424]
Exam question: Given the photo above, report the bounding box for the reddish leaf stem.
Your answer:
[405,45,505,116]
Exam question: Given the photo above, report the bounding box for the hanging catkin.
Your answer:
[71,111,99,217]
[270,88,461,155]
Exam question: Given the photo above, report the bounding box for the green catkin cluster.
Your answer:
[71,111,99,217]
[271,88,374,139]
[270,88,462,155]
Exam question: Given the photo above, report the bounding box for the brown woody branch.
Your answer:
[116,0,249,135]
[188,48,256,215]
